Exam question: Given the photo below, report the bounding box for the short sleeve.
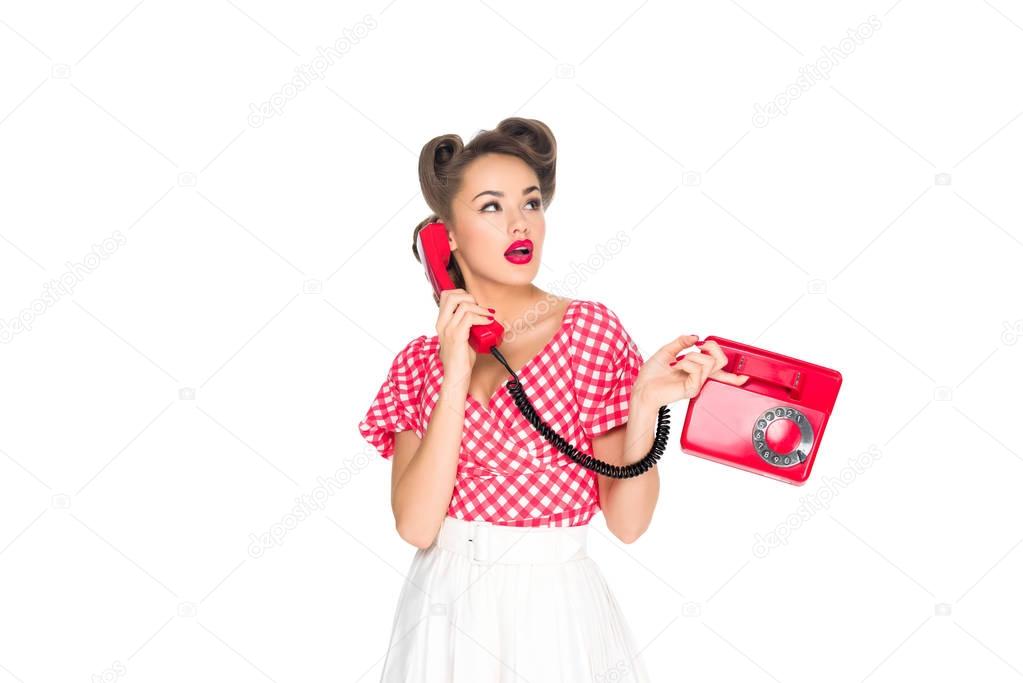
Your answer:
[571,302,645,439]
[358,335,429,459]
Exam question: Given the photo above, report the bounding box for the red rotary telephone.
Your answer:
[415,221,842,484]
[680,337,842,485]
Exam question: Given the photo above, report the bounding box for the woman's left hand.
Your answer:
[633,334,748,410]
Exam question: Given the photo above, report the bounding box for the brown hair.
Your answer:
[411,117,557,301]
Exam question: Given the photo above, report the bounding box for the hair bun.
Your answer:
[498,117,556,165]
[419,134,464,201]
[431,134,463,168]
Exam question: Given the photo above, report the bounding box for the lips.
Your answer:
[504,239,533,264]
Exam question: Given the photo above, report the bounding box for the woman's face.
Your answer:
[447,153,545,287]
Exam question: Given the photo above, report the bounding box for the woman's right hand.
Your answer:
[435,289,493,388]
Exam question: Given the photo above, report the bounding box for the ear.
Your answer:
[446,223,459,252]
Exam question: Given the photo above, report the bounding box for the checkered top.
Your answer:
[357,299,644,528]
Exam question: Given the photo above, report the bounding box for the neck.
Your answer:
[460,280,561,332]
[473,283,537,317]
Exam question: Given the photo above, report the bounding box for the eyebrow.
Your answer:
[472,185,541,201]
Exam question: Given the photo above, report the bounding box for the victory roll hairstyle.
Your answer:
[411,117,558,294]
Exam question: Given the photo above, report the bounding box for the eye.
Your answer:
[480,197,542,212]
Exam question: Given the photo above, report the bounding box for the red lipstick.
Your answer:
[504,239,533,264]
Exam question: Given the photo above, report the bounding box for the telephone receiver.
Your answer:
[414,221,668,479]
[416,221,505,355]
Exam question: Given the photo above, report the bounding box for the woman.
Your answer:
[358,117,748,681]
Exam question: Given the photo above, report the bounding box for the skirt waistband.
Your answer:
[435,516,588,566]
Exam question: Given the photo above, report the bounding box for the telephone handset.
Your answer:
[415,221,669,479]
[416,219,505,355]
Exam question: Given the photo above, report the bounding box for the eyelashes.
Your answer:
[481,198,542,213]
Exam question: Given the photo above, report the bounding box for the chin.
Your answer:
[504,265,539,282]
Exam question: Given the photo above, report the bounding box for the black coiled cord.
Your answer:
[491,347,670,479]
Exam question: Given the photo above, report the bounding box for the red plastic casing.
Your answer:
[679,336,842,485]
[415,222,504,354]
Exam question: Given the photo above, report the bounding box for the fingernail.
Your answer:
[487,308,495,313]
[487,315,494,320]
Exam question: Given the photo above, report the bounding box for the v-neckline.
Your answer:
[465,299,579,417]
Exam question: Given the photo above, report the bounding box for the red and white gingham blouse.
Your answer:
[357,299,644,527]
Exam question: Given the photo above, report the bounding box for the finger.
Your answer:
[667,344,705,368]
[673,350,714,382]
[452,301,493,326]
[442,289,475,305]
[448,312,489,345]
[469,303,494,317]
[682,372,703,397]
[437,290,473,326]
[675,358,703,376]
[711,370,749,386]
[656,334,700,363]
[441,300,466,329]
[457,312,495,333]
[438,288,470,306]
[678,350,714,368]
[451,301,491,323]
[452,299,483,318]
[670,349,713,374]
[691,352,716,385]
[448,302,469,330]
[699,340,729,373]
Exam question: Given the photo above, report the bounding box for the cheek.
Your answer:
[531,213,546,233]
[460,217,506,262]
[532,222,546,247]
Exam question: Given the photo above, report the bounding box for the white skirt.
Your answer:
[379,515,650,682]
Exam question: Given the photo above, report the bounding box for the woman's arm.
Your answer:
[594,386,660,543]
[595,336,749,543]
[389,376,470,549]
[386,288,491,549]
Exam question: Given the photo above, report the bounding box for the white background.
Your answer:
[2,1,1022,681]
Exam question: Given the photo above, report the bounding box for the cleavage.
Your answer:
[467,355,512,410]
